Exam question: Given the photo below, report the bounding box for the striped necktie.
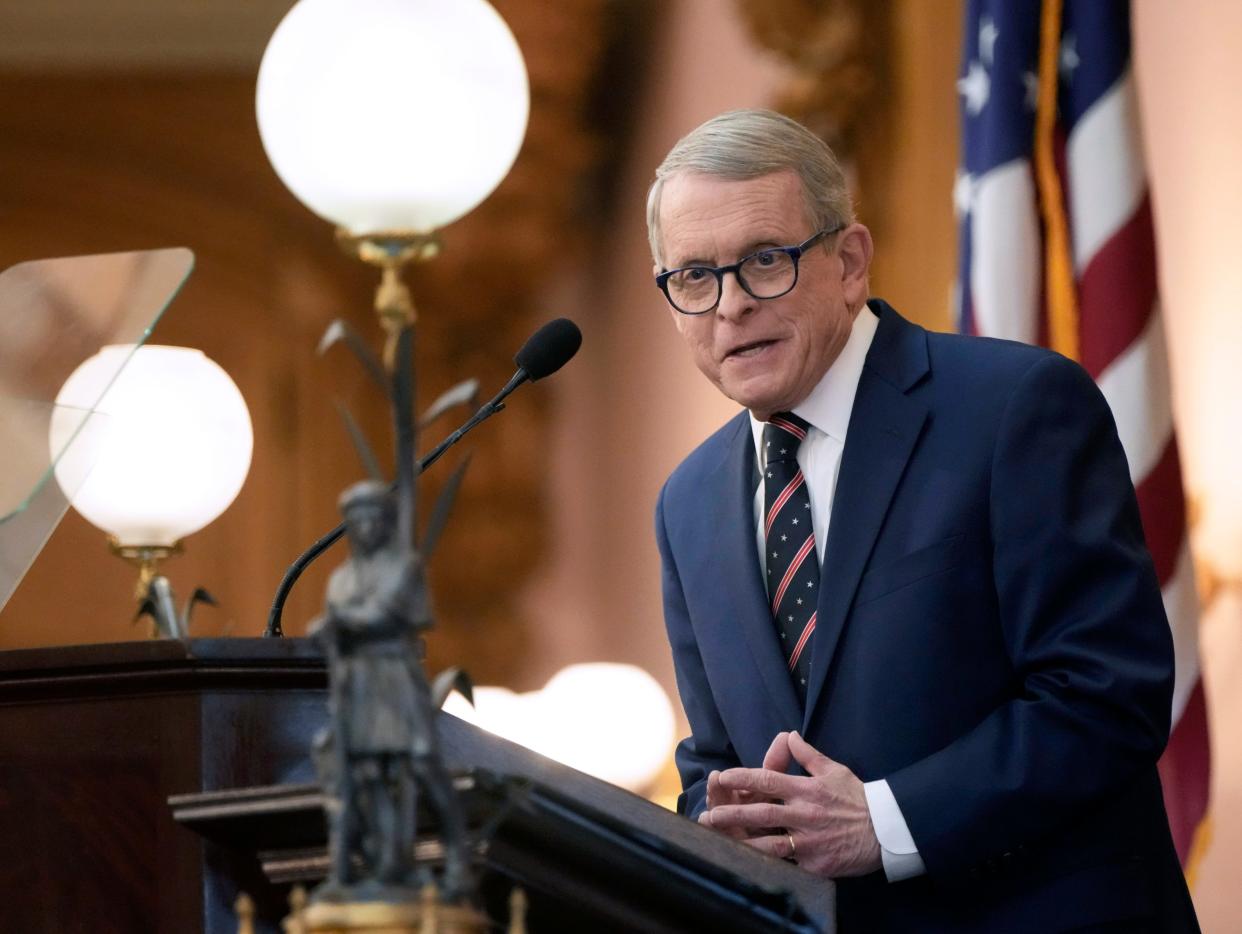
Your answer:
[763,412,818,704]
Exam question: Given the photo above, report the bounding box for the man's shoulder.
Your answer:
[874,298,1071,389]
[924,327,1061,384]
[925,330,1108,422]
[870,299,1071,396]
[871,301,1104,430]
[662,410,749,496]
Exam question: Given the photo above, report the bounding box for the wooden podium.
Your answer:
[0,639,833,932]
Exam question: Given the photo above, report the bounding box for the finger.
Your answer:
[705,800,789,831]
[708,770,758,809]
[788,730,837,779]
[699,802,751,841]
[762,731,792,773]
[717,766,807,801]
[710,798,819,832]
[705,770,724,809]
[742,832,796,860]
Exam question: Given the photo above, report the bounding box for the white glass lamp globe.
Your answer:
[49,345,254,548]
[255,0,530,235]
[440,664,676,793]
[535,663,676,792]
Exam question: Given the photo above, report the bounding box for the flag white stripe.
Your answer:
[970,159,1041,342]
[1095,307,1174,484]
[1165,542,1200,725]
[1066,70,1147,273]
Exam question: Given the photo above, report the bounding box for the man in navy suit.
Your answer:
[650,110,1198,931]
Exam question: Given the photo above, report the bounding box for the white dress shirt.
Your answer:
[748,304,925,882]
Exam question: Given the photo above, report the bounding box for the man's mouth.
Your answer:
[725,339,776,360]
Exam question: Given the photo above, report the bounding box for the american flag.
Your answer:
[955,0,1210,873]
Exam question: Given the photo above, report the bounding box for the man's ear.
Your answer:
[836,224,874,306]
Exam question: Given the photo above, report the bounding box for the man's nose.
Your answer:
[715,270,755,322]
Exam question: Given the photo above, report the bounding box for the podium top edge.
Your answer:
[0,637,327,699]
[0,636,321,668]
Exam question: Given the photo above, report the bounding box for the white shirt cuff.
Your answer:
[863,778,926,882]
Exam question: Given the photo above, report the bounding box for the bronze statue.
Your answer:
[309,322,473,907]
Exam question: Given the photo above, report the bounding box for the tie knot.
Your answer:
[764,412,810,462]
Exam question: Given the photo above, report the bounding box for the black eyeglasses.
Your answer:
[655,225,843,315]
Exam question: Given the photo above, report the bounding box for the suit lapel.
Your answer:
[707,416,803,730]
[802,305,929,728]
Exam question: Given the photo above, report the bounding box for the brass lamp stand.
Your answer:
[335,230,440,353]
[237,887,526,934]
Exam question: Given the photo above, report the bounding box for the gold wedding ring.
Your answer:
[787,832,797,861]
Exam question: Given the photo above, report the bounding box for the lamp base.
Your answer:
[109,539,183,601]
[289,885,495,934]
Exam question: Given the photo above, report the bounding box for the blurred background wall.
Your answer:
[0,0,1238,927]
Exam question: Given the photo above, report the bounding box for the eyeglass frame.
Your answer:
[654,223,846,316]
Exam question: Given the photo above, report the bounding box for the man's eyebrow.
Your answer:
[668,254,713,268]
[669,238,786,269]
[743,238,785,253]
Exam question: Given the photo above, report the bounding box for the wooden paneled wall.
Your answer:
[0,0,628,684]
[0,73,414,651]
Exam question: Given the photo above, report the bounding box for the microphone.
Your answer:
[516,316,582,380]
[420,317,581,474]
[263,317,582,637]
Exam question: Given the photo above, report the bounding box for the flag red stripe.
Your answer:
[1076,197,1159,381]
[1158,680,1212,863]
[1133,436,1187,585]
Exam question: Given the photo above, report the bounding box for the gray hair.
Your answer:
[646,109,855,265]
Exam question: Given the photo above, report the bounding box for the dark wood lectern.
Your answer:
[0,639,834,932]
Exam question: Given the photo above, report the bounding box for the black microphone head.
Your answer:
[514,317,582,380]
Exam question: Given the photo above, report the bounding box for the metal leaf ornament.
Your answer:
[318,319,391,399]
[332,399,385,482]
[182,587,218,629]
[135,579,216,638]
[420,378,480,428]
[422,455,471,560]
[431,667,475,711]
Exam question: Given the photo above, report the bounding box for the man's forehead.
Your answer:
[658,169,806,263]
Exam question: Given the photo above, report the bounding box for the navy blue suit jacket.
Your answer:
[656,302,1198,932]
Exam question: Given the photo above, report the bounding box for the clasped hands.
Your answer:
[697,731,882,878]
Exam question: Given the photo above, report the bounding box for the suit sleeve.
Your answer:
[885,353,1175,876]
[656,480,742,818]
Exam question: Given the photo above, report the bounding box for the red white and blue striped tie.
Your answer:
[763,413,818,704]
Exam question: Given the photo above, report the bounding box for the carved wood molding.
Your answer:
[734,0,892,162]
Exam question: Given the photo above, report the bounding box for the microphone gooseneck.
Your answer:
[263,318,582,637]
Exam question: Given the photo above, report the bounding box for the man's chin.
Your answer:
[717,362,794,416]
[722,385,787,420]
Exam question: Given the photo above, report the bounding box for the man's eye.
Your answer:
[754,251,779,267]
[685,267,710,281]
